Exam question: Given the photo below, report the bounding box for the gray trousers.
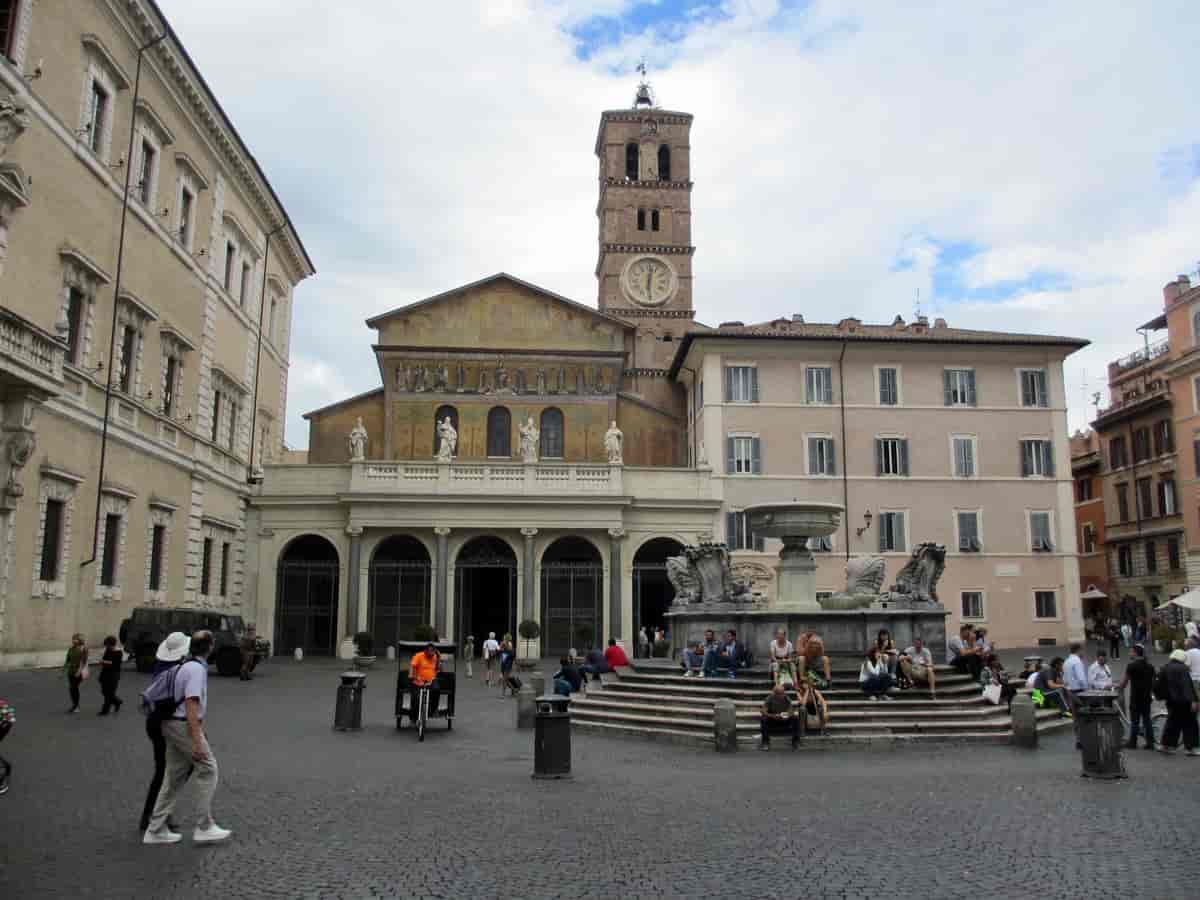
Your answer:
[148,719,218,832]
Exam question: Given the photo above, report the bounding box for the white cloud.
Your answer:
[158,0,1200,445]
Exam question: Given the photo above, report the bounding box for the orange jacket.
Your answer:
[410,651,440,685]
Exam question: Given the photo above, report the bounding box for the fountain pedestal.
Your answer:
[774,536,820,612]
[746,502,843,613]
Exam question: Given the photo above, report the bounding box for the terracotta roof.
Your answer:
[668,317,1088,378]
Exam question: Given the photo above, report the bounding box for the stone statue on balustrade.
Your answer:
[535,368,546,395]
[433,364,449,391]
[603,421,623,465]
[514,368,526,394]
[666,542,751,608]
[519,417,539,463]
[347,417,369,461]
[435,416,457,462]
[412,365,426,392]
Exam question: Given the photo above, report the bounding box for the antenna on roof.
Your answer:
[914,288,922,320]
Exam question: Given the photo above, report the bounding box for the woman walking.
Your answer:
[139,632,190,833]
[64,634,88,713]
[97,635,124,715]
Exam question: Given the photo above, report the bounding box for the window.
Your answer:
[725,365,758,403]
[943,368,976,406]
[657,144,671,181]
[625,143,638,180]
[878,367,899,406]
[240,261,253,306]
[1136,477,1153,519]
[147,523,166,591]
[1020,439,1054,477]
[727,435,761,475]
[162,355,177,417]
[486,407,511,457]
[100,513,121,587]
[1019,369,1049,407]
[878,511,907,553]
[1158,478,1177,516]
[805,366,833,404]
[952,436,976,478]
[1029,511,1053,552]
[651,209,660,231]
[39,498,65,582]
[1109,436,1127,470]
[178,187,194,247]
[211,390,223,443]
[875,437,909,476]
[807,436,836,476]
[117,325,136,393]
[1076,477,1093,502]
[1115,483,1129,522]
[1118,545,1132,576]
[808,536,833,552]
[1081,522,1096,554]
[227,399,238,452]
[65,288,85,365]
[1153,419,1174,456]
[138,139,156,205]
[0,1,18,61]
[200,537,213,596]
[539,408,564,458]
[957,511,981,552]
[636,208,645,231]
[220,542,231,597]
[268,295,279,344]
[726,511,764,551]
[1034,590,1058,619]
[1132,427,1151,463]
[1145,540,1157,574]
[223,241,236,292]
[961,591,984,620]
[86,81,109,155]
[1168,537,1181,571]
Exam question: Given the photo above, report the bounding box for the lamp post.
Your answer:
[82,31,166,569]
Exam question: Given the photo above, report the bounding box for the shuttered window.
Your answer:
[1029,512,1053,552]
[943,369,976,406]
[875,438,909,476]
[878,367,898,405]
[1019,369,1048,407]
[952,436,975,477]
[724,366,758,403]
[727,436,761,475]
[807,436,836,475]
[879,511,906,552]
[957,511,981,552]
[1020,440,1054,477]
[726,511,765,551]
[805,366,833,404]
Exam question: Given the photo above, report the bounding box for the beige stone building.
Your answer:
[0,1,312,666]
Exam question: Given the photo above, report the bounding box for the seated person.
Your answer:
[798,637,832,690]
[948,625,984,681]
[795,676,828,734]
[580,645,610,681]
[981,653,1018,709]
[704,629,741,680]
[553,656,585,696]
[1032,657,1071,717]
[758,684,799,750]
[768,629,795,686]
[874,629,899,677]
[899,636,937,698]
[408,642,442,721]
[683,630,718,677]
[974,627,994,656]
[859,646,894,700]
[603,638,630,670]
[1088,651,1114,690]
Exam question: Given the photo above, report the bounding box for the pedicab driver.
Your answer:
[408,642,442,723]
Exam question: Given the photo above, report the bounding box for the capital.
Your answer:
[434,526,452,537]
[345,525,364,537]
[520,527,538,538]
[607,527,626,540]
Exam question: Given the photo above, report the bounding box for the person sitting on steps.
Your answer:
[859,646,894,701]
[948,624,983,681]
[703,629,741,680]
[682,630,718,677]
[768,629,795,687]
[1032,657,1071,717]
[758,683,799,751]
[553,656,584,696]
[798,636,832,691]
[899,636,936,698]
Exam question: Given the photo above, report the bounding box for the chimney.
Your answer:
[892,315,905,329]
[791,313,804,323]
[934,317,947,329]
[1164,275,1191,306]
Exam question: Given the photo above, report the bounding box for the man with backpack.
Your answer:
[142,630,232,844]
[139,632,190,832]
[1155,649,1200,756]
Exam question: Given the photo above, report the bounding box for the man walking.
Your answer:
[1115,644,1155,750]
[143,630,231,844]
[1062,642,1089,747]
[239,625,258,681]
[1157,649,1200,756]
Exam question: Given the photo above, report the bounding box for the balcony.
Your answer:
[1092,379,1171,428]
[1111,338,1169,375]
[0,305,65,397]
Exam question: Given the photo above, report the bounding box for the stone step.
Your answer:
[571,719,1018,746]
[582,688,995,711]
[604,678,980,699]
[631,661,961,679]
[571,696,1014,722]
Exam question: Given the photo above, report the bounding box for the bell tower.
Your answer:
[595,75,694,376]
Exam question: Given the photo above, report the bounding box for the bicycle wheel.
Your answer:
[417,688,427,742]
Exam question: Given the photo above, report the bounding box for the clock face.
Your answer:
[623,256,676,306]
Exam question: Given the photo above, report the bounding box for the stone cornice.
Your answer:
[601,243,694,256]
[601,177,693,191]
[135,98,175,145]
[173,151,209,189]
[602,307,695,319]
[81,33,132,90]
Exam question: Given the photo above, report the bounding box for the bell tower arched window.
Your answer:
[487,407,511,457]
[434,405,458,456]
[657,145,671,181]
[637,208,646,231]
[540,408,564,459]
[625,143,639,180]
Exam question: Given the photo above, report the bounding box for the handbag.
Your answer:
[982,683,1001,705]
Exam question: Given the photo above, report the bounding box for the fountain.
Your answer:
[745,501,843,612]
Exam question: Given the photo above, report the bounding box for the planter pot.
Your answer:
[338,638,356,661]
[353,655,376,670]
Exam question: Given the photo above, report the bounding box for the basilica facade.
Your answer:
[248,93,1087,658]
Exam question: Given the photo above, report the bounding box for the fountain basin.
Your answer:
[745,501,843,540]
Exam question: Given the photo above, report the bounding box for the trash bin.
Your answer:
[533,694,571,779]
[1075,690,1125,779]
[334,671,367,731]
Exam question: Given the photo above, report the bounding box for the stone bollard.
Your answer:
[530,672,546,697]
[713,698,738,753]
[1010,694,1038,748]
[386,645,396,661]
[293,648,304,662]
[516,684,536,729]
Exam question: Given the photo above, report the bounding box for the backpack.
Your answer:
[140,660,189,720]
[1152,668,1169,703]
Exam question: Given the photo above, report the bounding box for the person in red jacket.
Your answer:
[603,638,630,670]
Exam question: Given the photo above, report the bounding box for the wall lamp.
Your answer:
[855,509,873,538]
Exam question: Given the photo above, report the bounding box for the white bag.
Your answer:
[982,683,1002,705]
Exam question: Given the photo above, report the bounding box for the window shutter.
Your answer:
[807,438,817,475]
[963,440,974,476]
[750,367,759,403]
[900,439,910,476]
[966,370,977,406]
[726,512,738,548]
[828,439,837,476]
[943,370,953,406]
[823,371,833,405]
[875,439,884,476]
[878,515,887,552]
[804,368,813,404]
[1044,442,1055,477]
[1156,481,1165,517]
[751,437,762,475]
[1038,373,1048,407]
[895,513,906,553]
[726,437,736,475]
[725,367,734,402]
[1020,441,1031,477]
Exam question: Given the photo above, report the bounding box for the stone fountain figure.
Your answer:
[880,542,946,608]
[819,555,886,610]
[666,543,751,608]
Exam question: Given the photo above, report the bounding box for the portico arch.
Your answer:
[454,536,518,650]
[368,535,431,651]
[633,536,684,654]
[275,534,339,656]
[540,536,603,656]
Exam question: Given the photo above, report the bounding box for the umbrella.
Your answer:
[1080,587,1108,601]
[1154,588,1200,611]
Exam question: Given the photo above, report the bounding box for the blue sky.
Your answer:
[570,1,738,59]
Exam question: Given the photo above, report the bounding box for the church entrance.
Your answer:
[455,536,517,651]
[275,534,339,657]
[540,537,603,657]
[368,536,431,651]
[633,538,683,655]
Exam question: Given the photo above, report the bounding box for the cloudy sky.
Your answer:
[159,0,1200,449]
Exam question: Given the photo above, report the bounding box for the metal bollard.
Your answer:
[530,672,546,697]
[294,648,303,662]
[713,698,738,753]
[532,694,571,779]
[334,671,367,731]
[516,684,536,729]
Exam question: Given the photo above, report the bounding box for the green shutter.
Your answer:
[726,436,736,475]
[751,437,762,475]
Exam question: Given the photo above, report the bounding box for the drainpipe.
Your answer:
[246,224,285,483]
[680,364,698,467]
[838,341,850,559]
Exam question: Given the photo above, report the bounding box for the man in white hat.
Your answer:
[1158,649,1200,756]
[139,632,190,833]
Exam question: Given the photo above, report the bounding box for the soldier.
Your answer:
[239,626,258,682]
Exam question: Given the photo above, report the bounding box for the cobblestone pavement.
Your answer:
[1,652,1197,900]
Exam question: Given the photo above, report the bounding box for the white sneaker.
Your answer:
[699,672,706,678]
[143,828,182,845]
[869,696,878,702]
[193,823,232,843]
[683,670,693,678]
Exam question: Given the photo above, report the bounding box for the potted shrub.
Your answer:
[353,631,376,669]
[517,619,540,669]
[413,624,438,643]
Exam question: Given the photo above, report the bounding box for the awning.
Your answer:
[1080,587,1108,601]
[1155,588,1200,611]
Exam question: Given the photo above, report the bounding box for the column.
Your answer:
[608,527,625,642]
[521,527,538,623]
[344,526,363,636]
[434,526,451,639]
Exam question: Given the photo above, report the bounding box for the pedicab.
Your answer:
[394,641,456,741]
